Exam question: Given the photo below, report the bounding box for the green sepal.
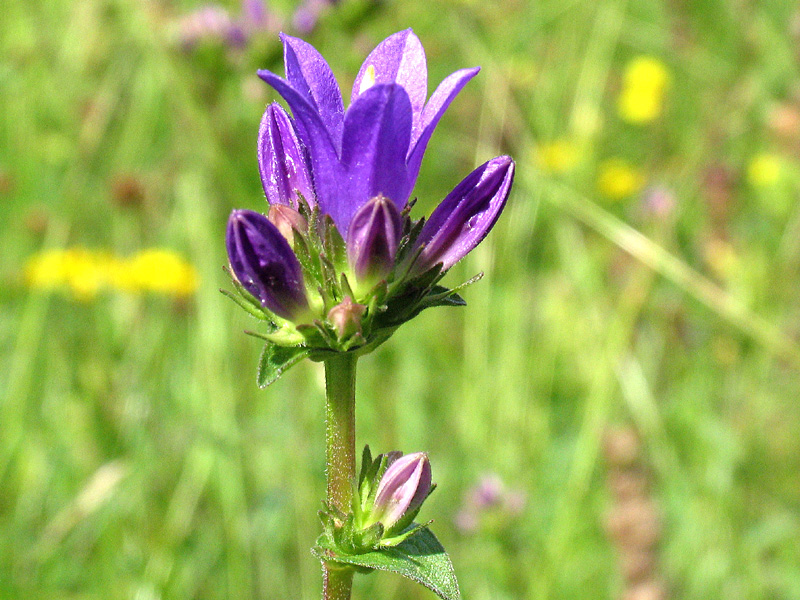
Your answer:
[321,214,348,272]
[257,342,310,387]
[221,266,275,320]
[291,230,324,290]
[380,520,432,547]
[420,287,467,308]
[313,526,460,600]
[354,521,385,550]
[219,288,272,321]
[358,445,374,487]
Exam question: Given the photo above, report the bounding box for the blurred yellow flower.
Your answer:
[617,56,670,124]
[703,238,739,279]
[535,139,580,174]
[124,249,198,296]
[596,158,645,200]
[24,248,198,300]
[747,153,782,187]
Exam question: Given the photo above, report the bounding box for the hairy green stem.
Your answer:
[322,353,357,600]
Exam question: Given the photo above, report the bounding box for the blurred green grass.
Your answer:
[2,0,800,598]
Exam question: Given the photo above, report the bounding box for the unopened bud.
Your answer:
[346,194,402,283]
[369,452,431,531]
[327,296,366,340]
[226,209,308,320]
[268,204,308,247]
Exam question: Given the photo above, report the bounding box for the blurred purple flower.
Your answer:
[455,473,526,534]
[178,5,239,50]
[469,473,504,508]
[641,185,676,220]
[177,0,277,51]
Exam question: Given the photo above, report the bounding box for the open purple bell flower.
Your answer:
[257,29,483,236]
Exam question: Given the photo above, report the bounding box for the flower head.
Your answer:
[597,158,645,200]
[224,30,514,367]
[319,447,435,552]
[617,56,670,124]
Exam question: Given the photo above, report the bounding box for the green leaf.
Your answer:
[314,527,459,600]
[257,343,310,387]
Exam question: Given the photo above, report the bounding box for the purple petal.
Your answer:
[406,67,480,189]
[339,83,412,235]
[413,155,514,274]
[280,33,344,148]
[258,103,315,209]
[258,70,345,221]
[226,209,308,319]
[351,29,427,140]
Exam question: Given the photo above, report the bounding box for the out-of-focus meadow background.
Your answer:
[3,0,800,598]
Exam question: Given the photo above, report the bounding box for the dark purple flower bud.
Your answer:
[346,194,402,282]
[412,155,514,275]
[258,103,315,210]
[370,452,432,530]
[226,209,308,320]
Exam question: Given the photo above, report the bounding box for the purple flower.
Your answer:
[369,452,432,530]
[258,103,315,209]
[257,29,481,236]
[241,0,273,31]
[346,194,403,282]
[226,209,308,319]
[411,155,514,274]
[178,5,239,50]
[224,30,515,348]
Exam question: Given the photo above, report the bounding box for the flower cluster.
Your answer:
[319,447,433,552]
[225,30,514,358]
[25,248,198,300]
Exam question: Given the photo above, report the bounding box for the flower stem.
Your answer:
[322,353,358,600]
